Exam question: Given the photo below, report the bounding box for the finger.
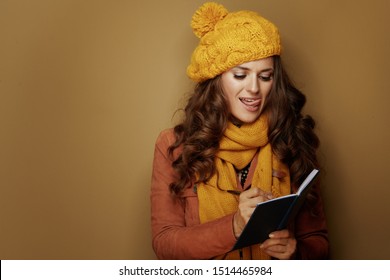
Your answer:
[242,187,263,198]
[261,242,294,260]
[261,235,291,250]
[244,188,273,204]
[269,229,290,239]
[263,244,286,253]
[266,192,274,200]
[262,247,291,260]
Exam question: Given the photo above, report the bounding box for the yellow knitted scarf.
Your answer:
[197,115,291,259]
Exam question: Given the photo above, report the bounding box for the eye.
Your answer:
[233,74,246,80]
[259,74,273,81]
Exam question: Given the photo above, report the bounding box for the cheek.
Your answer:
[225,94,236,113]
[262,82,273,97]
[222,83,240,103]
[225,90,237,105]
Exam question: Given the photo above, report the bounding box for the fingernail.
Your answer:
[269,233,274,238]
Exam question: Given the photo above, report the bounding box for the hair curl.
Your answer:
[168,76,228,195]
[266,56,320,189]
[169,56,320,196]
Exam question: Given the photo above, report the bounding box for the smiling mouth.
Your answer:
[239,97,262,107]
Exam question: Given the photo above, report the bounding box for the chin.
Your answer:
[240,113,262,123]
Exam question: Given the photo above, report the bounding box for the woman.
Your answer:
[150,2,329,260]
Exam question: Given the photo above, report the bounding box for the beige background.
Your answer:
[1,0,389,259]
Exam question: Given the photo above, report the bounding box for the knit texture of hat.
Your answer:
[187,2,281,82]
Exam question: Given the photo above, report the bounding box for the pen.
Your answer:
[227,184,252,195]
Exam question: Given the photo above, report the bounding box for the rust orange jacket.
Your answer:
[151,129,329,259]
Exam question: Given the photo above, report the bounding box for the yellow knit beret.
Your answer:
[187,2,281,82]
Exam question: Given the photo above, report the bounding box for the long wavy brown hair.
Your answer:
[168,55,320,196]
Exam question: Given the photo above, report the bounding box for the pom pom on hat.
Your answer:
[191,2,228,38]
[187,2,281,82]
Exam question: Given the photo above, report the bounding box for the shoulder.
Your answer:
[154,128,183,159]
[155,128,176,149]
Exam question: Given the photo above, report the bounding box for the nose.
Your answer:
[246,74,259,95]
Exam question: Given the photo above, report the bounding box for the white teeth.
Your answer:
[240,98,255,102]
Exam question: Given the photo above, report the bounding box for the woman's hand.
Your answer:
[233,188,272,238]
[260,229,297,259]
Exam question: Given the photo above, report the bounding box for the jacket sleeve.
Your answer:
[150,129,237,259]
[293,183,330,259]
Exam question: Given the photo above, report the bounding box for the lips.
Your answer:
[239,97,261,108]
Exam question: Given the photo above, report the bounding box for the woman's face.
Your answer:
[221,57,274,124]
